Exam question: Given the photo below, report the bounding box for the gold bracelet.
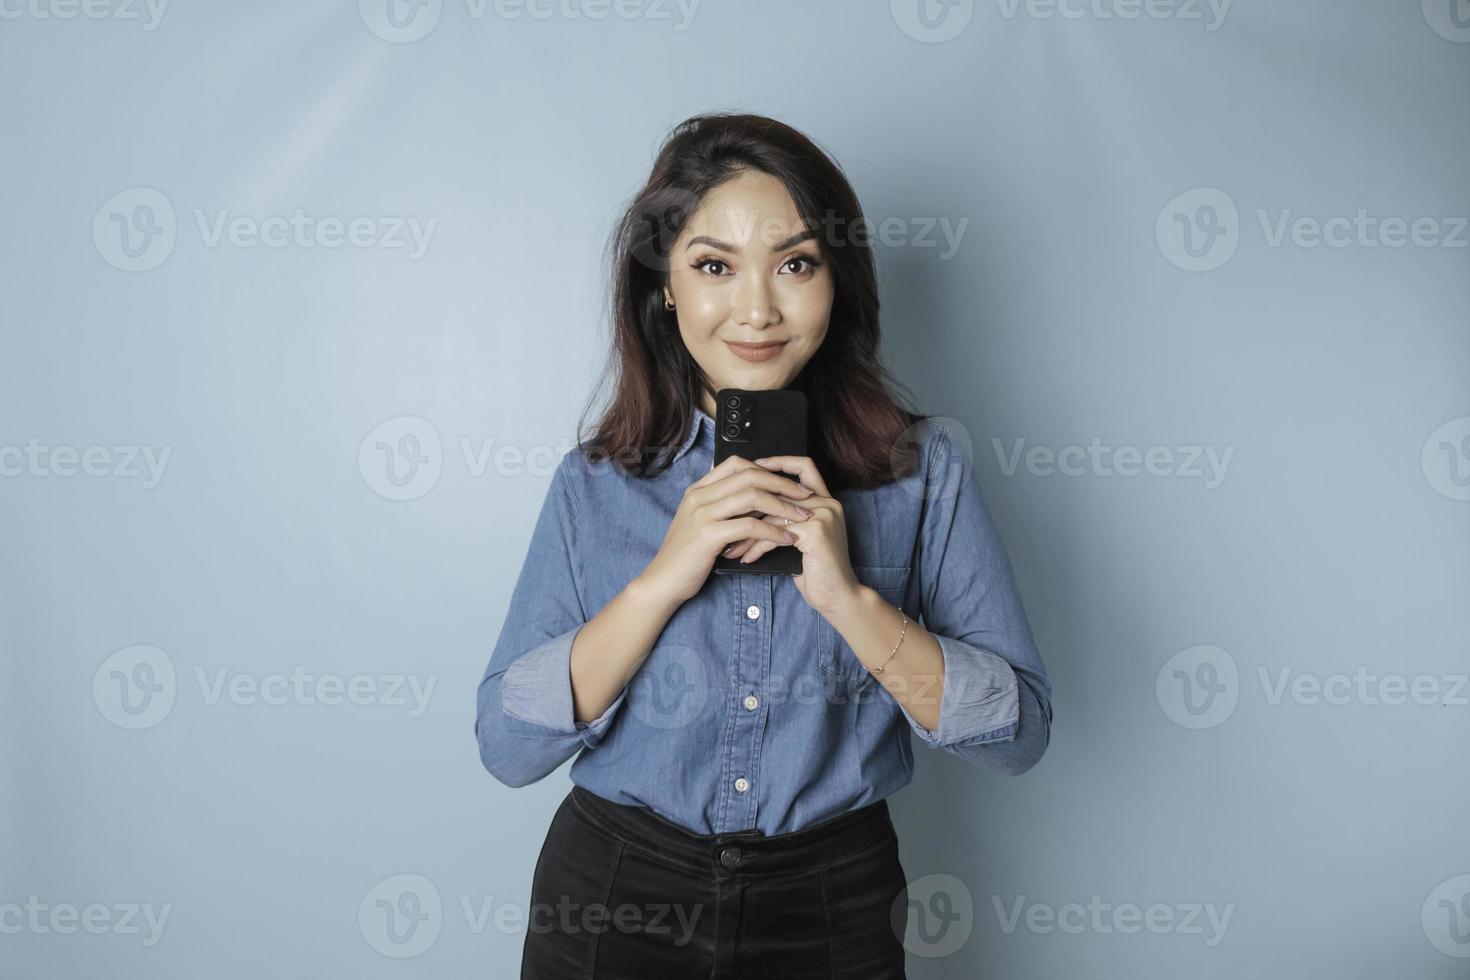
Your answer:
[867,611,908,675]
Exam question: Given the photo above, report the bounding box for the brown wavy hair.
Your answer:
[578,111,926,493]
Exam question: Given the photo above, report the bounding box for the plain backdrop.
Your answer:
[2,0,1467,976]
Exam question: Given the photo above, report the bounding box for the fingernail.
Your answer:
[783,531,796,542]
[795,507,812,518]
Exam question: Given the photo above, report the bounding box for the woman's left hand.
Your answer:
[724,455,862,618]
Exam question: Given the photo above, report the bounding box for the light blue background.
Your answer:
[2,0,1467,976]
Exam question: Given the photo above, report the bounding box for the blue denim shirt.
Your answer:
[475,406,1052,835]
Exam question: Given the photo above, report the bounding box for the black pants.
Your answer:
[521,785,909,979]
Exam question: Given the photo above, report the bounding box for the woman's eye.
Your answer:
[696,258,728,276]
[782,256,819,275]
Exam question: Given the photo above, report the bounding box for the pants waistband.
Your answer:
[569,785,895,877]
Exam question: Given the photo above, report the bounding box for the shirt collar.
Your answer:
[671,405,715,464]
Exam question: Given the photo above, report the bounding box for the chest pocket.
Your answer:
[817,565,912,690]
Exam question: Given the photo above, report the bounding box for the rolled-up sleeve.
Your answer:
[475,455,628,788]
[892,424,1053,774]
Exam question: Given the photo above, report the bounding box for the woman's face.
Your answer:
[664,169,835,417]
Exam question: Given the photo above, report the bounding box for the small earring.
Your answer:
[664,296,676,311]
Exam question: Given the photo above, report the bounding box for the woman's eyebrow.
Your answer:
[685,230,818,253]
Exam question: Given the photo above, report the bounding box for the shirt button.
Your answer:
[719,846,742,868]
[734,777,749,793]
[743,694,759,711]
[745,604,760,620]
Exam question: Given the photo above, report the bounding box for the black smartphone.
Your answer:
[712,387,808,576]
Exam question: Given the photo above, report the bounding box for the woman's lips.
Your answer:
[725,340,787,363]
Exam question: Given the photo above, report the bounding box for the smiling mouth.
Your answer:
[725,340,787,363]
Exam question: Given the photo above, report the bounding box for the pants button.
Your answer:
[718,846,742,869]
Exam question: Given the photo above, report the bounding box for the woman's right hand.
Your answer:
[637,455,817,605]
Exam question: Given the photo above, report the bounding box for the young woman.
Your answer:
[476,112,1053,979]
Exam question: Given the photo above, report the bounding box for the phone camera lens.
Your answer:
[723,424,740,440]
[724,395,740,408]
[724,410,740,423]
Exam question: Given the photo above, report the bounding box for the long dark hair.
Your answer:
[578,111,926,493]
